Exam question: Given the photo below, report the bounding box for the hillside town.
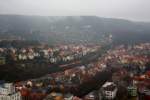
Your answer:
[0,0,150,100]
[0,42,150,100]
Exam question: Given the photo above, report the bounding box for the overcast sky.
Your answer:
[0,0,149,21]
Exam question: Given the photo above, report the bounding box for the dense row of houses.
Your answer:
[0,44,100,65]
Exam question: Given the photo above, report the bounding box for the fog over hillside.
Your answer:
[0,15,150,44]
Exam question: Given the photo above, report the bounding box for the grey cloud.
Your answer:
[0,0,150,21]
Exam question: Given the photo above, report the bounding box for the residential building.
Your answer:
[0,83,22,100]
[101,82,118,100]
[127,86,137,97]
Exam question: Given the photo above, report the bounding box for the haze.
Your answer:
[0,0,150,21]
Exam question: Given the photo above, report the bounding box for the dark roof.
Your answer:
[103,84,116,91]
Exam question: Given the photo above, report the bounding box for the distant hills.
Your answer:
[0,15,150,45]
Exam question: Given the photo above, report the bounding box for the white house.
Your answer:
[27,53,34,60]
[0,83,22,100]
[101,82,118,99]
